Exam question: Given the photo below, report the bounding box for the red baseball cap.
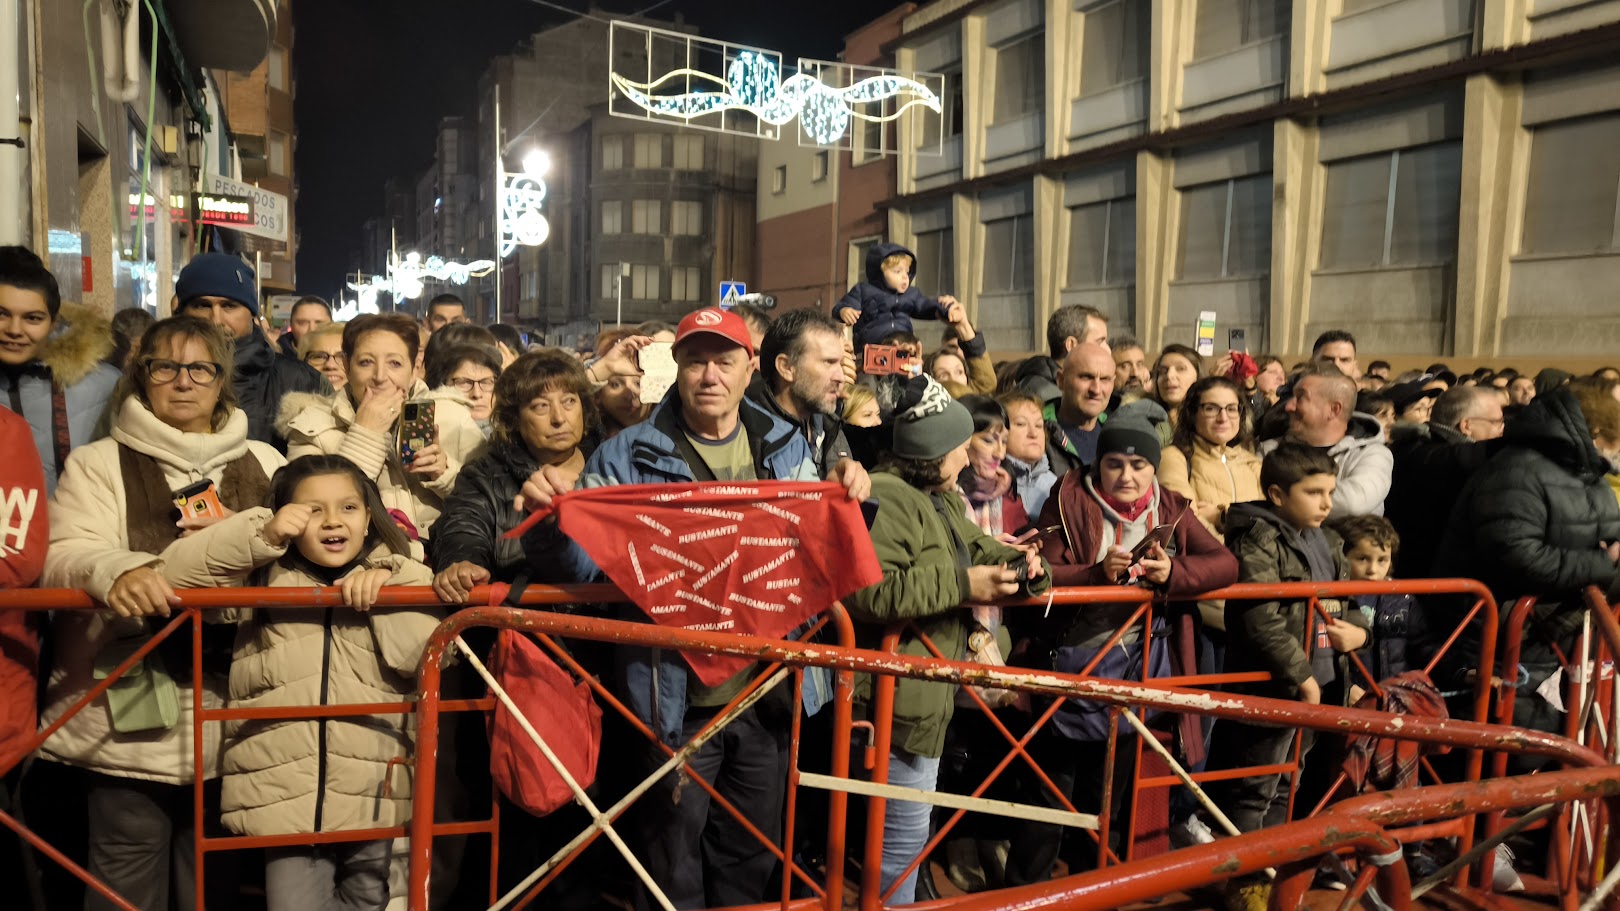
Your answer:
[674,307,754,356]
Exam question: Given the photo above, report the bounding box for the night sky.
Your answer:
[292,0,882,295]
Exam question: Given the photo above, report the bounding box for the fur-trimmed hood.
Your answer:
[40,304,117,388]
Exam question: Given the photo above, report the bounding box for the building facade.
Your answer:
[880,0,1620,360]
[216,2,298,292]
[755,7,915,319]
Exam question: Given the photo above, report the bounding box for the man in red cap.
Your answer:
[519,306,865,909]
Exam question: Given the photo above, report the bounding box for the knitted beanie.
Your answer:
[892,375,974,460]
[1097,399,1167,471]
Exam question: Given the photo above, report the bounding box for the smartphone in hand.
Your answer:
[400,400,438,461]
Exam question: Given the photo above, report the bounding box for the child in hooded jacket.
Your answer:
[166,454,440,911]
[834,242,960,351]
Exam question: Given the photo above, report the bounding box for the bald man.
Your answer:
[1259,362,1393,518]
[1047,342,1117,474]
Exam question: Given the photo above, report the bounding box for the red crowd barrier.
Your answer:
[0,579,1613,911]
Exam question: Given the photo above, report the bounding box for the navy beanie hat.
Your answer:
[175,253,258,316]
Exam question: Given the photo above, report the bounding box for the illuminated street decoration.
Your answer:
[499,150,550,258]
[608,20,945,152]
[610,49,940,147]
[347,252,496,302]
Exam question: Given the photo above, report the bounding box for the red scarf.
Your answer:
[1102,487,1156,522]
[508,481,882,686]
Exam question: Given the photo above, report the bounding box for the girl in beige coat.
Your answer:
[1158,376,1264,540]
[169,454,440,911]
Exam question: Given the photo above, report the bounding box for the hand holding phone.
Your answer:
[400,400,438,462]
[172,480,225,521]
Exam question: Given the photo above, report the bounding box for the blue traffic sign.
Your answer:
[719,280,747,305]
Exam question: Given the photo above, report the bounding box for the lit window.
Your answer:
[632,199,662,234]
[631,264,660,300]
[671,266,701,302]
[672,201,702,236]
[634,134,664,168]
[673,135,704,170]
[602,136,624,170]
[602,200,622,235]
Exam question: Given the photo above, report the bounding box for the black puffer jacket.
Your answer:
[234,329,329,451]
[831,242,948,349]
[1425,391,1620,711]
[1385,421,1495,578]
[429,437,597,584]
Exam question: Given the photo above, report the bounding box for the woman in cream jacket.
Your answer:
[1157,376,1264,540]
[277,313,485,550]
[41,317,285,911]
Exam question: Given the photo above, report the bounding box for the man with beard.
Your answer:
[749,308,868,484]
[1111,334,1151,396]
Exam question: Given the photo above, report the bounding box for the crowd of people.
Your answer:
[1,240,1619,911]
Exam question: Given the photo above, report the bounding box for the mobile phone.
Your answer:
[1128,515,1183,563]
[1012,524,1061,545]
[1228,327,1247,353]
[400,400,438,461]
[172,480,225,520]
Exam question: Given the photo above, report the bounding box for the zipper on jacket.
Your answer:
[1220,450,1237,502]
[312,608,335,833]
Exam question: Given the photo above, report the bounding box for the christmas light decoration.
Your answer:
[346,252,496,302]
[609,49,941,147]
[499,149,551,258]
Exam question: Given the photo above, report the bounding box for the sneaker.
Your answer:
[1223,876,1272,911]
[1492,843,1525,893]
[1170,815,1217,849]
[945,839,988,893]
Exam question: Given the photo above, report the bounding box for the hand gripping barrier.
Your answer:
[2,579,1614,911]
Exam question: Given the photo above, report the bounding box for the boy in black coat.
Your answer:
[834,242,959,351]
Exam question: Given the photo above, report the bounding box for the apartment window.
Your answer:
[1080,1,1150,96]
[913,228,955,297]
[1067,197,1137,287]
[849,238,880,287]
[602,136,624,170]
[601,263,619,299]
[811,150,829,182]
[601,200,622,235]
[671,265,701,302]
[631,264,660,300]
[916,70,965,147]
[859,102,889,163]
[671,200,702,236]
[673,135,704,170]
[1193,0,1290,60]
[992,33,1044,125]
[1177,175,1272,279]
[982,214,1035,293]
[268,132,288,176]
[632,199,662,234]
[772,165,787,194]
[1522,113,1620,255]
[634,134,664,168]
[1320,143,1462,269]
[268,47,289,93]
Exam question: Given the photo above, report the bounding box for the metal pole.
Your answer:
[493,88,503,325]
[616,271,622,327]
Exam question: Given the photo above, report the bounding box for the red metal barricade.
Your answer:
[0,579,1612,911]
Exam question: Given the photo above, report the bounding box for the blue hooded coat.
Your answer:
[832,242,948,349]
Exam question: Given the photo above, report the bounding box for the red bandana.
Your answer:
[508,481,883,686]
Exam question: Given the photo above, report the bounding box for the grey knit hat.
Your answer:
[892,375,975,460]
[1097,399,1167,471]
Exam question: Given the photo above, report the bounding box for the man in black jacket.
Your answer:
[1385,385,1502,577]
[173,253,329,451]
[747,308,865,482]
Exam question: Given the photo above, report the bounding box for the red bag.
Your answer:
[487,629,603,816]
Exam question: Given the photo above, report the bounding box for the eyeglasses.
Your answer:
[303,351,342,367]
[449,377,497,393]
[144,358,221,385]
[1198,403,1243,418]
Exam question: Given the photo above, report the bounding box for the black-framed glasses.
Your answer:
[449,377,497,393]
[144,358,222,385]
[304,351,342,367]
[1198,403,1243,418]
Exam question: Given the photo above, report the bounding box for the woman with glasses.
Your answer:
[1158,376,1263,540]
[39,316,286,910]
[426,343,501,431]
[296,321,347,389]
[279,313,486,555]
